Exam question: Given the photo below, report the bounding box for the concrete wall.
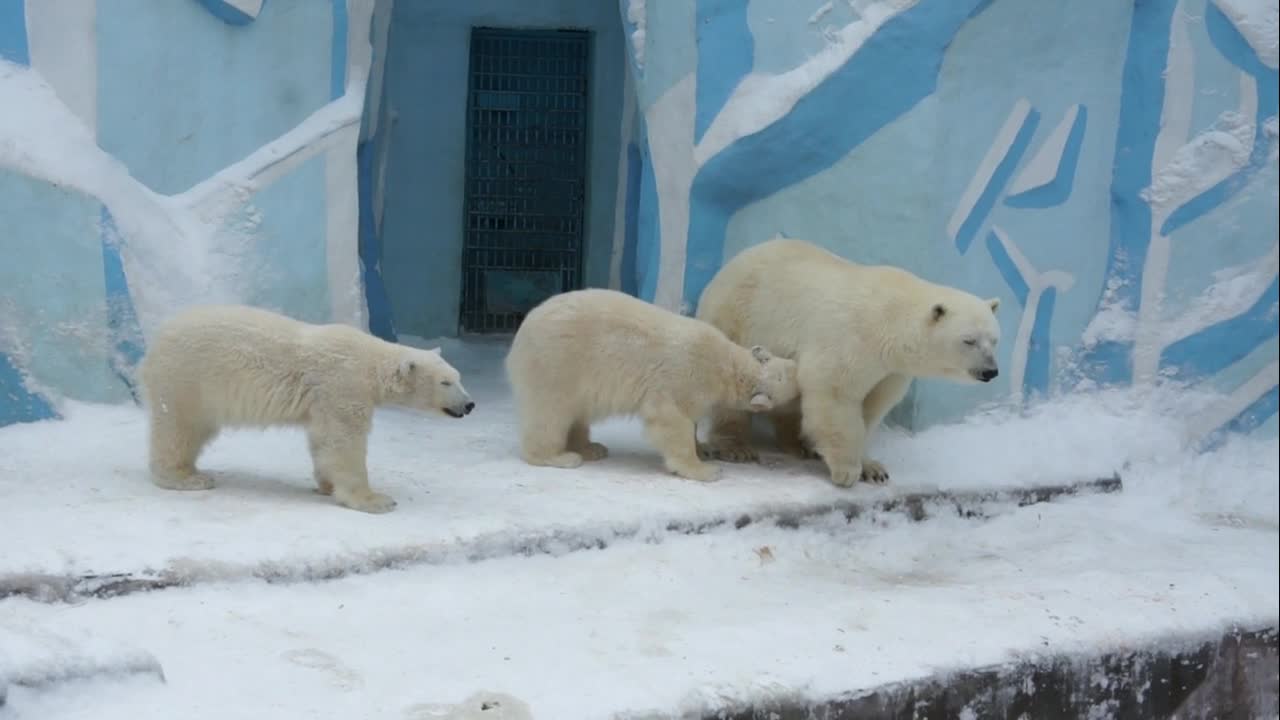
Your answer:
[1,0,376,425]
[617,0,1279,441]
[373,0,625,340]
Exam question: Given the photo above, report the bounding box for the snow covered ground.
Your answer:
[1,338,1277,719]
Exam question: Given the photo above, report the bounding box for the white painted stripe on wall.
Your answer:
[946,98,1032,243]
[1186,359,1280,447]
[326,126,365,327]
[348,0,376,82]
[225,0,265,17]
[647,73,696,313]
[989,226,1076,403]
[1152,1,1192,176]
[24,0,98,137]
[1007,104,1079,196]
[609,59,637,291]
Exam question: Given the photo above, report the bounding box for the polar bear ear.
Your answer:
[396,357,417,381]
[427,347,442,355]
[750,345,772,364]
[986,297,1000,314]
[931,304,947,323]
[749,392,773,411]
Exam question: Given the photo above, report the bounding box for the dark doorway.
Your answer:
[459,27,591,333]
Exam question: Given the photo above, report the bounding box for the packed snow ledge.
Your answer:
[1,340,1276,719]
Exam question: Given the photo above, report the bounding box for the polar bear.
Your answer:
[138,304,474,514]
[696,238,1001,488]
[504,288,799,482]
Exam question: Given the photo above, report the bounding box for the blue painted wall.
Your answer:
[616,0,1278,441]
[376,0,626,340]
[3,0,1276,445]
[0,0,364,426]
[95,0,334,324]
[0,171,131,406]
[96,1,332,194]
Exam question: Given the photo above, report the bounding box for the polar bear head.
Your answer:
[745,345,800,412]
[390,347,475,418]
[919,294,1002,384]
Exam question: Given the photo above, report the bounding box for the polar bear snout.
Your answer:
[443,399,476,418]
[972,365,999,383]
[440,383,475,418]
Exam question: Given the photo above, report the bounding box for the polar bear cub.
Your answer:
[138,304,474,514]
[505,288,799,482]
[696,238,1002,488]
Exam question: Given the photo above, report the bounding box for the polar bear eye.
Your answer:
[963,339,978,347]
[440,380,453,387]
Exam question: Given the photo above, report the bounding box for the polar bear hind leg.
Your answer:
[567,420,608,461]
[517,405,585,469]
[148,402,218,491]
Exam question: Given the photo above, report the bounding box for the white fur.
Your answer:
[696,239,1001,488]
[504,289,799,482]
[138,304,474,514]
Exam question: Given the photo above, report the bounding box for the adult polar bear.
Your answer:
[696,239,1002,488]
[139,305,475,514]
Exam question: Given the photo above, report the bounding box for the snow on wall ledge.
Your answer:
[614,0,1279,444]
[0,0,380,424]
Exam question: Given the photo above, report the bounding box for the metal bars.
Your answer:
[459,27,590,333]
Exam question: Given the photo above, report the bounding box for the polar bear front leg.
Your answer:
[307,415,396,514]
[857,374,913,484]
[644,404,721,482]
[800,391,866,489]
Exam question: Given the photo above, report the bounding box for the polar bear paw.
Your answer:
[152,471,215,491]
[335,488,398,514]
[701,439,759,463]
[673,461,722,483]
[576,442,609,461]
[860,459,890,484]
[828,464,861,488]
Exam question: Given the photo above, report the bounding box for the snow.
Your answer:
[1141,109,1256,214]
[1083,243,1278,356]
[1,340,1277,719]
[626,0,647,71]
[694,0,919,166]
[1212,0,1279,70]
[0,60,367,338]
[808,2,835,25]
[1162,242,1280,344]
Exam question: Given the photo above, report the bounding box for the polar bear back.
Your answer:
[696,238,1000,379]
[506,288,756,422]
[139,304,392,428]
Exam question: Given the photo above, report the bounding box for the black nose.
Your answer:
[464,402,475,414]
[979,368,999,382]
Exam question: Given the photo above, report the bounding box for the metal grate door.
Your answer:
[459,27,591,333]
